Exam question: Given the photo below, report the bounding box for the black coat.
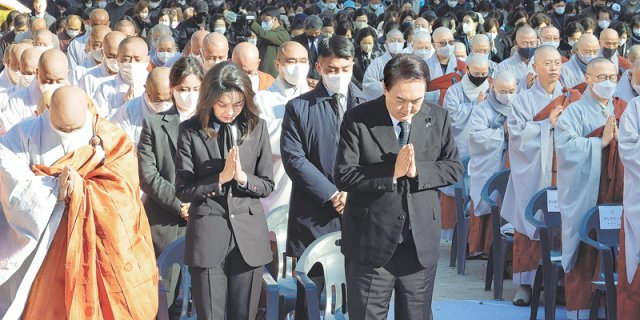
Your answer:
[292,33,324,80]
[353,44,383,90]
[177,17,210,51]
[334,96,463,268]
[281,82,367,257]
[138,107,186,257]
[175,117,274,268]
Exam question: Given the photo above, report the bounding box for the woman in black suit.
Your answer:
[175,61,274,320]
[353,26,383,89]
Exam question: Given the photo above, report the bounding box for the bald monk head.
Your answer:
[49,86,90,133]
[115,20,137,37]
[466,53,489,85]
[190,30,209,57]
[9,43,31,83]
[600,28,620,59]
[274,41,308,86]
[117,36,149,69]
[102,31,126,74]
[539,25,561,47]
[201,32,228,71]
[149,24,172,46]
[89,8,110,27]
[145,67,172,112]
[87,25,111,62]
[454,42,467,61]
[628,45,640,64]
[231,42,259,77]
[3,44,12,68]
[31,18,47,32]
[492,70,518,105]
[533,45,562,85]
[515,26,538,61]
[432,27,455,60]
[628,59,640,88]
[471,34,491,56]
[64,15,82,39]
[156,35,177,54]
[586,57,617,101]
[576,33,600,64]
[33,29,55,48]
[37,49,68,91]
[20,47,47,86]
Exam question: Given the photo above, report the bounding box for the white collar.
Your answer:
[388,112,411,126]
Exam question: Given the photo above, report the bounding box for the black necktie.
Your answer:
[216,122,234,158]
[309,40,317,62]
[332,93,344,126]
[398,121,409,147]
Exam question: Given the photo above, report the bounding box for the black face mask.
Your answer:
[468,74,487,86]
[602,47,617,59]
[518,46,536,60]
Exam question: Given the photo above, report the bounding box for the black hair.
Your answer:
[317,35,355,59]
[383,54,430,90]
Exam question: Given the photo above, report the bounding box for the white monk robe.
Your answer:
[468,92,510,216]
[362,51,391,100]
[0,111,97,318]
[614,70,639,102]
[618,97,640,317]
[67,33,89,70]
[1,80,43,133]
[69,57,98,86]
[501,80,562,284]
[254,77,309,213]
[560,54,587,89]
[93,73,134,118]
[78,63,116,98]
[0,68,14,93]
[493,53,532,88]
[109,95,156,145]
[424,52,464,105]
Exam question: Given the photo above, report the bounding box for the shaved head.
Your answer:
[586,57,616,74]
[49,86,90,133]
[145,67,171,107]
[4,44,12,63]
[494,70,517,88]
[156,35,176,53]
[90,8,110,26]
[630,59,640,86]
[10,43,31,72]
[201,32,228,69]
[533,45,562,83]
[21,47,47,76]
[31,18,47,32]
[38,49,68,85]
[539,26,560,43]
[412,31,431,50]
[629,45,640,64]
[33,29,55,48]
[117,36,149,63]
[600,28,620,46]
[467,52,489,77]
[231,42,259,75]
[432,27,453,43]
[115,20,137,37]
[66,15,82,30]
[577,33,600,50]
[191,30,209,56]
[515,25,537,49]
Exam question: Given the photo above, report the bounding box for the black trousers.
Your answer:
[189,234,263,320]
[346,239,436,320]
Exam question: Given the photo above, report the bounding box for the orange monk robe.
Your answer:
[258,70,276,91]
[23,115,158,319]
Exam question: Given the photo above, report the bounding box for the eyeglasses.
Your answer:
[541,61,562,68]
[518,41,539,48]
[435,39,456,47]
[469,71,489,77]
[589,73,618,82]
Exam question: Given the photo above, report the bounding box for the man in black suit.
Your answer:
[292,14,323,88]
[281,35,366,295]
[335,54,463,320]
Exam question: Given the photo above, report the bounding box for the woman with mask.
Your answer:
[175,61,274,320]
[615,22,631,57]
[558,21,585,58]
[353,26,382,89]
[132,0,152,38]
[630,15,640,47]
[456,12,483,55]
[138,57,204,314]
[399,10,417,34]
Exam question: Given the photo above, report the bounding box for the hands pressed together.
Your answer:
[58,165,81,202]
[602,116,618,148]
[219,145,248,186]
[394,144,417,180]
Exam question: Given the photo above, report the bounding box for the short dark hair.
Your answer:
[260,6,280,20]
[317,35,354,60]
[356,26,377,45]
[383,54,430,90]
[169,56,205,88]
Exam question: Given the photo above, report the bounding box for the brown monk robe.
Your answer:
[563,97,626,312]
[22,115,159,319]
[510,88,584,275]
[426,62,466,106]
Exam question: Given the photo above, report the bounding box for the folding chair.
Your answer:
[450,156,471,274]
[156,237,195,320]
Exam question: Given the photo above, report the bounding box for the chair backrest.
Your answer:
[266,205,293,281]
[295,232,346,320]
[525,187,562,266]
[156,237,196,320]
[580,204,622,273]
[454,156,472,220]
[482,169,511,244]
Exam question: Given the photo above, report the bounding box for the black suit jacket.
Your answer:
[281,82,367,257]
[175,117,274,268]
[334,96,463,268]
[292,33,323,80]
[138,106,186,256]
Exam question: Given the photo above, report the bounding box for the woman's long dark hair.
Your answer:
[195,61,260,141]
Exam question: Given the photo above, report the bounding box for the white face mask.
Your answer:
[157,51,176,63]
[214,27,226,34]
[495,92,516,106]
[66,28,80,38]
[413,48,434,60]
[160,20,170,27]
[462,23,473,34]
[173,90,198,115]
[20,74,35,87]
[386,42,404,55]
[541,41,560,49]
[91,48,104,62]
[139,12,149,19]
[591,80,617,100]
[281,63,309,86]
[51,111,94,154]
[447,0,457,8]
[150,1,160,9]
[97,0,107,8]
[598,20,611,29]
[248,38,257,45]
[554,6,565,14]
[144,92,173,113]
[437,44,453,58]
[322,71,352,96]
[39,81,65,95]
[487,32,497,42]
[119,61,148,84]
[355,21,368,29]
[580,52,597,64]
[104,57,119,73]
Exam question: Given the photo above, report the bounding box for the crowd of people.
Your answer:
[1,0,640,319]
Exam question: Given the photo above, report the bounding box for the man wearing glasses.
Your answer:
[494,26,538,93]
[555,57,626,319]
[362,29,405,100]
[501,45,579,307]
